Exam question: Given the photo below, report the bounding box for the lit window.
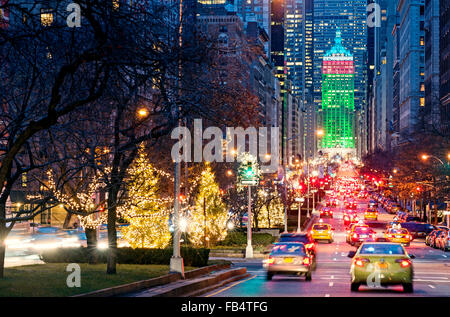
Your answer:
[420,97,425,107]
[40,8,53,26]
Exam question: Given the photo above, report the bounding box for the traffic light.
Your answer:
[244,162,254,177]
[239,160,258,185]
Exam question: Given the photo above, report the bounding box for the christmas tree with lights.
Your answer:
[189,163,228,247]
[121,146,172,248]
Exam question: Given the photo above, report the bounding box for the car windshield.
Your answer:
[389,229,408,234]
[313,224,329,230]
[279,235,309,243]
[360,244,405,255]
[271,243,306,256]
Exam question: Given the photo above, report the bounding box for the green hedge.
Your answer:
[39,247,210,267]
[217,232,275,247]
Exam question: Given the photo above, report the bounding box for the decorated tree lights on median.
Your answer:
[189,163,228,247]
[120,147,172,248]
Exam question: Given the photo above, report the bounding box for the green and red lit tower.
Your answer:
[320,28,355,155]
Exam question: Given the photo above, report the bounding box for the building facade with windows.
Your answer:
[312,0,367,159]
[319,28,356,160]
[396,0,425,139]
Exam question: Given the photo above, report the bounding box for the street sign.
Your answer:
[241,179,258,186]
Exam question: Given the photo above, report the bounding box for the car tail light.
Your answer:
[305,243,314,250]
[353,233,358,239]
[267,257,274,265]
[303,257,311,266]
[406,235,411,240]
[354,258,369,267]
[396,259,411,268]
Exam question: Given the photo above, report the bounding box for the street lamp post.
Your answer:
[246,185,253,258]
[296,197,305,232]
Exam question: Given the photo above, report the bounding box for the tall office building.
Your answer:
[395,0,425,139]
[313,0,367,159]
[440,0,450,136]
[370,0,396,152]
[319,28,356,159]
[424,0,440,131]
[283,0,313,162]
[233,0,271,55]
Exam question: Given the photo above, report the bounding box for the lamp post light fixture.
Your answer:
[137,108,149,118]
[420,154,446,166]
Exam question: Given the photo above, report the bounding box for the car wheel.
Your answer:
[305,272,312,281]
[403,283,413,293]
[350,282,360,292]
[266,273,273,281]
[328,239,333,244]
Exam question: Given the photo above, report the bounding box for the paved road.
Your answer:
[204,197,450,297]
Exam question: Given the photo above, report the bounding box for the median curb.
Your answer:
[72,263,231,297]
[129,267,248,297]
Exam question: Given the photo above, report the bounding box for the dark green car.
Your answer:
[348,242,415,293]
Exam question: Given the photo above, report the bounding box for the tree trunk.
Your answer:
[107,189,118,274]
[63,213,72,229]
[0,202,8,278]
[434,198,438,226]
[85,228,98,264]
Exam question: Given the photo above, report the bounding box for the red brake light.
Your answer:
[353,233,358,239]
[305,243,314,250]
[267,257,274,265]
[397,259,411,268]
[303,257,311,266]
[354,258,366,267]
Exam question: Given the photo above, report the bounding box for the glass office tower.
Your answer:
[320,28,355,149]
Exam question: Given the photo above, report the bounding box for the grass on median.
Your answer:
[0,263,196,297]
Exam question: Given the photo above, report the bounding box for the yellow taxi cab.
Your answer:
[385,226,412,247]
[310,220,334,243]
[364,208,378,221]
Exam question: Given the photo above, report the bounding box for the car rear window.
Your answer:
[313,224,329,230]
[389,229,408,234]
[359,244,405,255]
[271,244,306,255]
[279,235,308,243]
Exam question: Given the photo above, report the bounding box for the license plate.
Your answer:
[284,258,293,263]
[378,262,388,269]
[360,235,367,238]
[396,235,402,238]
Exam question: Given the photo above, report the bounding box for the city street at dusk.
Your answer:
[0,0,448,310]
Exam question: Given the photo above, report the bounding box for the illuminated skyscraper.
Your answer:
[320,28,355,155]
[313,0,367,158]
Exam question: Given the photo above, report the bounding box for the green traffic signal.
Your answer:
[245,168,254,177]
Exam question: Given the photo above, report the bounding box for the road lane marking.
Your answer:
[205,274,257,297]
[329,282,334,287]
[325,294,330,297]
[428,285,435,289]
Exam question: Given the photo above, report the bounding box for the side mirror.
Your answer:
[409,254,416,259]
[347,251,356,258]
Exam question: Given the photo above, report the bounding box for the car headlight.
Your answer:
[97,242,108,249]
